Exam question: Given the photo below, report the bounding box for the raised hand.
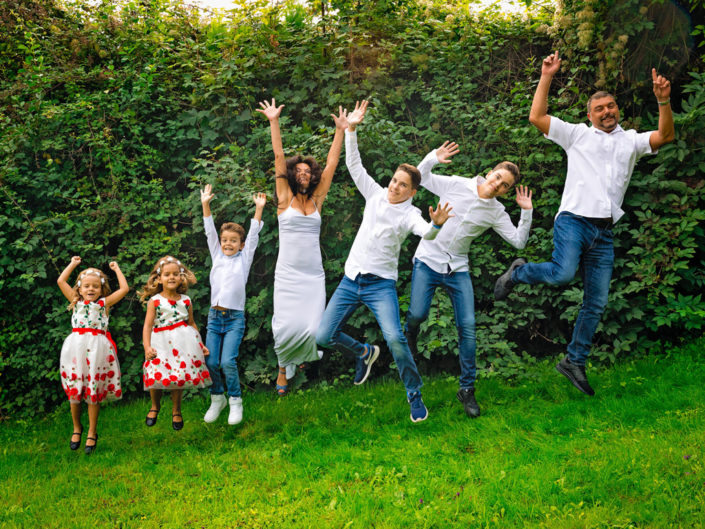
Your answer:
[515,185,533,210]
[542,51,561,77]
[436,141,459,164]
[70,256,82,267]
[253,192,267,208]
[331,106,349,130]
[109,261,121,272]
[429,201,454,226]
[652,68,671,102]
[347,100,369,129]
[256,98,284,121]
[201,184,215,206]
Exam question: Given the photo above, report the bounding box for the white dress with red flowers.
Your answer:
[143,294,211,391]
[60,298,122,404]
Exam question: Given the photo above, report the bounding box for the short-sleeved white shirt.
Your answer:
[547,117,655,222]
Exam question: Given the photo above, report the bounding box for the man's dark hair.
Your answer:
[396,163,421,189]
[220,222,245,240]
[587,91,616,113]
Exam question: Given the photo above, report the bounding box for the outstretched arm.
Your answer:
[57,256,81,302]
[649,68,675,151]
[312,106,350,208]
[105,262,129,307]
[529,51,561,136]
[417,141,460,197]
[344,101,382,200]
[256,99,291,207]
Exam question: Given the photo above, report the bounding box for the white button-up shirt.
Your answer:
[413,150,533,274]
[547,117,655,222]
[204,216,263,310]
[344,130,440,281]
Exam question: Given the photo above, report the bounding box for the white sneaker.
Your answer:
[228,396,243,425]
[204,394,227,423]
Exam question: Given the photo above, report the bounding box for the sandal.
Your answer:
[145,408,160,427]
[70,426,83,451]
[84,433,98,455]
[275,367,289,396]
[172,412,184,431]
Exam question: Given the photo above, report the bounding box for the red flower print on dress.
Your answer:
[115,389,122,397]
[98,300,105,307]
[145,379,155,387]
[108,383,115,391]
[185,373,191,381]
[194,360,202,367]
[61,371,67,378]
[101,373,107,381]
[152,358,160,365]
[71,373,77,381]
[91,395,97,402]
[169,375,177,381]
[85,387,91,396]
[144,360,150,368]
[165,363,172,370]
[180,361,186,369]
[154,299,160,307]
[87,374,91,381]
[154,372,162,381]
[86,358,90,365]
[84,300,91,305]
[172,349,179,356]
[192,378,200,385]
[177,380,185,387]
[168,299,177,306]
[184,299,191,307]
[163,379,171,386]
[107,354,115,362]
[201,371,210,379]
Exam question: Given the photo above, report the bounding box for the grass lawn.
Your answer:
[2,339,704,528]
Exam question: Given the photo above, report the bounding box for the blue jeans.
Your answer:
[405,259,477,389]
[512,211,614,366]
[316,274,423,394]
[205,308,246,398]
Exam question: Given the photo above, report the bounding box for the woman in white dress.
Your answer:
[257,99,349,394]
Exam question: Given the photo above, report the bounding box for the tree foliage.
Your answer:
[1,0,703,417]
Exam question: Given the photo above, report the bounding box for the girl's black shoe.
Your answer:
[172,413,184,431]
[69,427,83,450]
[84,434,98,455]
[145,408,160,427]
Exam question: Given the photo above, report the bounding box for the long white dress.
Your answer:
[272,203,326,377]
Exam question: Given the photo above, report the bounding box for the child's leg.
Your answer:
[220,311,246,398]
[205,309,225,395]
[70,402,83,445]
[148,389,162,418]
[171,389,183,422]
[86,403,100,446]
[362,276,423,394]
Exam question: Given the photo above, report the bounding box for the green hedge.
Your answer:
[1,0,703,418]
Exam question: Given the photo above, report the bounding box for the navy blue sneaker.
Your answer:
[407,391,428,422]
[354,344,380,385]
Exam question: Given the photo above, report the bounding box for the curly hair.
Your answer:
[275,155,323,208]
[138,255,197,302]
[67,268,113,311]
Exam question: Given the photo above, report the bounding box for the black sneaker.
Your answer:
[494,258,527,301]
[456,388,481,418]
[555,355,595,396]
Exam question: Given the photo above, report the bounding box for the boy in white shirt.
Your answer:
[201,185,265,425]
[406,141,533,418]
[316,101,453,423]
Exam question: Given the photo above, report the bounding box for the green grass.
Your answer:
[2,340,704,528]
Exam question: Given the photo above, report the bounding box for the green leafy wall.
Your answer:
[1,0,703,417]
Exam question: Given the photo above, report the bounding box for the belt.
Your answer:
[584,217,613,229]
[154,321,188,333]
[72,328,117,354]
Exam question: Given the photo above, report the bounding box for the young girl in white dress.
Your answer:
[57,256,129,454]
[139,255,211,431]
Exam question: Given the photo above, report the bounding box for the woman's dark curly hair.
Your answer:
[275,155,323,208]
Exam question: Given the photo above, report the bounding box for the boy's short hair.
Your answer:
[492,161,521,186]
[220,222,245,240]
[396,163,422,189]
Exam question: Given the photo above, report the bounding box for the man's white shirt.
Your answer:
[204,215,262,310]
[344,129,439,281]
[547,117,655,222]
[413,150,532,274]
